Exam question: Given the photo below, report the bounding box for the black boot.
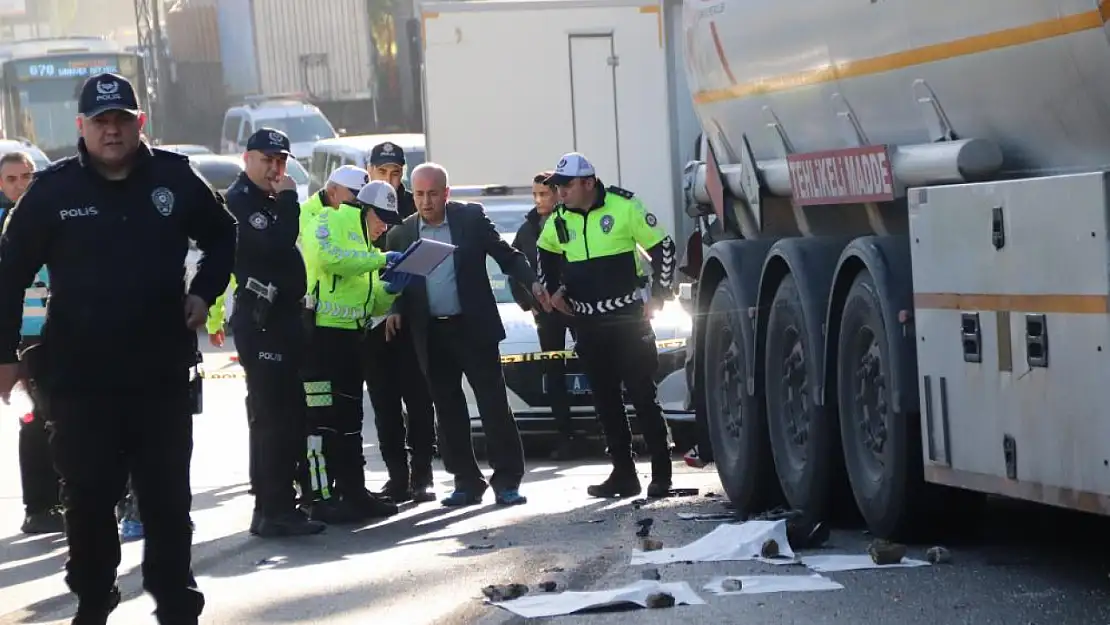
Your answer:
[21,507,64,534]
[71,586,121,625]
[345,490,399,520]
[409,456,436,503]
[250,509,326,537]
[587,456,641,498]
[646,454,673,498]
[375,457,414,503]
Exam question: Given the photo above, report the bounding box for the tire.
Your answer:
[765,274,851,524]
[837,270,921,539]
[703,281,782,514]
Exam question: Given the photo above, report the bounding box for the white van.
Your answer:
[309,133,425,193]
[220,97,337,165]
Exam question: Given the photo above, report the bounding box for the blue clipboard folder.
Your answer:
[382,238,457,283]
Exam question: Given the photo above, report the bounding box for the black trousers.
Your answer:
[426,317,524,492]
[364,322,437,482]
[299,326,368,501]
[47,386,203,620]
[574,310,670,459]
[535,313,575,437]
[17,337,61,515]
[231,306,306,515]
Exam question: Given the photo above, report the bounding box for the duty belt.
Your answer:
[569,292,641,315]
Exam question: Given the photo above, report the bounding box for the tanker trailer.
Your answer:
[680,0,1110,539]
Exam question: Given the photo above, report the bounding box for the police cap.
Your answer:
[78,73,140,118]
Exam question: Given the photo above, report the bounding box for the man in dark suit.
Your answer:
[384,162,551,507]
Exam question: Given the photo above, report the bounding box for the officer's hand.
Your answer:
[551,289,572,316]
[209,330,225,348]
[384,272,412,295]
[531,281,552,312]
[384,251,404,267]
[0,363,19,404]
[184,295,208,330]
[384,314,402,341]
[273,175,297,194]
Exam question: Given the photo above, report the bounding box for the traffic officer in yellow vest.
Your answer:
[299,180,412,523]
[298,165,370,235]
[537,152,678,499]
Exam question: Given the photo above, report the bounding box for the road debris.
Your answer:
[645,592,676,608]
[641,568,661,581]
[538,581,559,592]
[761,539,781,558]
[468,544,496,550]
[926,546,953,564]
[721,578,744,591]
[676,512,736,521]
[706,574,844,596]
[668,488,700,497]
[485,580,705,618]
[543,566,565,573]
[635,518,654,537]
[482,584,529,601]
[800,554,930,572]
[868,539,908,565]
[630,520,797,565]
[641,538,664,551]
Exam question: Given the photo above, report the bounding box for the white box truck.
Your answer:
[418,0,699,239]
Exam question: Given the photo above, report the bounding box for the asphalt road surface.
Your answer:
[1,336,1108,624]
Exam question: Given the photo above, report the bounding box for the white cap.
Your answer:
[328,165,370,192]
[356,180,398,212]
[547,152,595,184]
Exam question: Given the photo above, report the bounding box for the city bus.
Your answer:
[0,37,148,160]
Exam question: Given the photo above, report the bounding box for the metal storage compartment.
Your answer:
[219,0,375,101]
[166,0,222,64]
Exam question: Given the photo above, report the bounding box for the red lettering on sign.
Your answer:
[786,145,895,206]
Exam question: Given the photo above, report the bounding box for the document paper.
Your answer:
[383,238,456,281]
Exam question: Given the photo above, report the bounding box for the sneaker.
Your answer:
[683,445,709,468]
[440,488,486,507]
[21,508,65,534]
[119,519,144,540]
[494,489,527,506]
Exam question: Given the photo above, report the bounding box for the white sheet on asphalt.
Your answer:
[629,520,797,566]
[488,580,706,618]
[704,573,844,595]
[801,554,930,572]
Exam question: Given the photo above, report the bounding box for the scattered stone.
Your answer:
[468,544,496,550]
[641,568,661,581]
[641,538,664,551]
[926,546,952,564]
[645,592,676,609]
[760,538,780,559]
[669,488,699,497]
[543,566,565,573]
[868,539,908,565]
[721,578,744,592]
[704,492,720,498]
[538,580,559,592]
[482,584,529,602]
[635,518,654,538]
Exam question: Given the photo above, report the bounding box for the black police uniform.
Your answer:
[511,207,578,456]
[537,176,678,500]
[226,128,325,537]
[362,141,439,503]
[0,72,235,624]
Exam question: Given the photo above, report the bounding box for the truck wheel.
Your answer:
[837,270,919,539]
[765,274,848,524]
[703,281,781,514]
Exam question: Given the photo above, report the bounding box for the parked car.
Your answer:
[159,144,213,156]
[309,133,425,192]
[0,139,50,170]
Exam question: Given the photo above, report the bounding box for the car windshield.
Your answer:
[257,114,336,144]
[191,159,243,193]
[486,255,517,305]
[286,158,309,185]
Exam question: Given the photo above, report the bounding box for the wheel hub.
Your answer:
[716,327,744,440]
[853,334,889,475]
[779,332,810,452]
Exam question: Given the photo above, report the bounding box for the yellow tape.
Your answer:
[499,337,687,364]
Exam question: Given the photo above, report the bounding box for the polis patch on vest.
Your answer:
[249,212,269,230]
[644,212,658,227]
[151,187,174,216]
[600,215,614,233]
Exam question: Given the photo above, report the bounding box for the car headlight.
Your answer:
[652,299,693,334]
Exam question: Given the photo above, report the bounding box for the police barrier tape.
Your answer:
[200,337,689,380]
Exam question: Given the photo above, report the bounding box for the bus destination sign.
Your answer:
[14,57,120,81]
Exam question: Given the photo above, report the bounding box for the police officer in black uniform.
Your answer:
[228,128,326,538]
[0,73,235,625]
[363,141,439,503]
